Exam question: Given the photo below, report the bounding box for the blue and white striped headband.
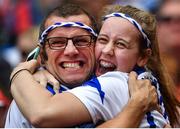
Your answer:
[104,12,151,48]
[39,21,98,45]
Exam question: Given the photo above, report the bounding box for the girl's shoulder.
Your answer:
[98,71,128,79]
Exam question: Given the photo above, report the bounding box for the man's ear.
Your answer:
[39,48,45,65]
[137,49,152,67]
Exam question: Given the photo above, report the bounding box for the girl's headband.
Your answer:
[104,12,151,48]
[39,21,98,45]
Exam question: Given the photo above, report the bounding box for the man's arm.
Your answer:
[10,60,158,128]
[31,68,157,128]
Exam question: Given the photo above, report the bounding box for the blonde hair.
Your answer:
[101,5,180,127]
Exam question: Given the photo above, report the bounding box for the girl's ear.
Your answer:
[137,49,152,67]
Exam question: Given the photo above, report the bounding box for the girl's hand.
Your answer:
[10,60,39,83]
[33,69,60,94]
[128,71,159,112]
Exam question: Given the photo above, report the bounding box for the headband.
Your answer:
[104,12,151,48]
[39,21,98,45]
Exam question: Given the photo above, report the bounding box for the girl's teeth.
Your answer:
[100,61,114,68]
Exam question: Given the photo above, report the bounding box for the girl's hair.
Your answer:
[101,5,180,127]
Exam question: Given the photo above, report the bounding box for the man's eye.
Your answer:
[52,41,64,45]
[49,38,58,42]
[50,39,66,47]
[74,38,88,43]
[52,40,65,44]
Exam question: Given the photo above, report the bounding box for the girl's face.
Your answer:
[95,17,147,76]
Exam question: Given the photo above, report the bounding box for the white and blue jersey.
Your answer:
[5,84,95,128]
[68,68,169,128]
[5,68,169,128]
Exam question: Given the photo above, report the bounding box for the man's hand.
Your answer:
[128,71,158,113]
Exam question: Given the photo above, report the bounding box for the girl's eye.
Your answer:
[116,41,128,48]
[97,37,108,44]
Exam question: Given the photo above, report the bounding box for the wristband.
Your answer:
[10,69,31,86]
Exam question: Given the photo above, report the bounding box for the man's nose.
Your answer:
[63,39,79,56]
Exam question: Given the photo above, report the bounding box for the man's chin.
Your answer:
[58,71,93,88]
[61,78,85,88]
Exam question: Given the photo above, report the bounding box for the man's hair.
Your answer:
[39,3,99,41]
[39,3,98,62]
[156,0,180,14]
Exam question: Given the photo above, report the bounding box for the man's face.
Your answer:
[157,1,180,56]
[43,15,96,88]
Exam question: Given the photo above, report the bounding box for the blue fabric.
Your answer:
[75,22,84,26]
[46,83,70,94]
[133,66,157,127]
[146,112,156,128]
[54,22,61,25]
[46,83,56,95]
[83,75,105,104]
[133,65,146,75]
[134,66,170,126]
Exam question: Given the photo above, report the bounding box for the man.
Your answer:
[156,0,180,127]
[5,3,157,128]
[157,0,180,102]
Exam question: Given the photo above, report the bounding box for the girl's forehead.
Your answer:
[101,17,141,37]
[102,17,136,29]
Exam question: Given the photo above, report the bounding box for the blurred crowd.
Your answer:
[0,0,179,127]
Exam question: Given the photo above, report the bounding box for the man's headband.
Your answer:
[104,12,151,48]
[39,21,98,45]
